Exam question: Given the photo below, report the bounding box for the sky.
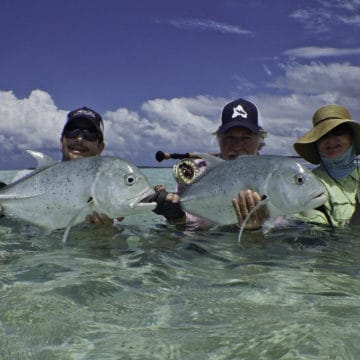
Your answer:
[1,0,360,169]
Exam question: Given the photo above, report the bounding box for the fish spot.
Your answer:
[87,197,93,203]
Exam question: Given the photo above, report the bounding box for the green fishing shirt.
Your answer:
[295,166,360,226]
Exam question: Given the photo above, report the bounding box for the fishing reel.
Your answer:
[173,158,200,185]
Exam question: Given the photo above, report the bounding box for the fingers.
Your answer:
[154,184,166,192]
[232,192,246,224]
[232,189,267,229]
[165,192,180,204]
[85,212,115,225]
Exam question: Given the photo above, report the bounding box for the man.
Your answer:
[61,106,105,161]
[214,98,268,229]
[153,98,269,230]
[10,106,119,225]
[60,106,122,225]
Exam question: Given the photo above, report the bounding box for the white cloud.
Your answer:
[271,62,360,99]
[102,96,225,163]
[284,46,360,59]
[156,18,253,36]
[290,0,360,33]
[1,62,360,169]
[0,90,66,168]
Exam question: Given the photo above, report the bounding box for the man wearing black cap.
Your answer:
[60,106,123,225]
[9,106,118,225]
[61,106,105,161]
[153,98,269,230]
[60,107,110,224]
[213,98,268,229]
[215,98,267,159]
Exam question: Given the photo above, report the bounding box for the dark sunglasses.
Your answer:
[63,128,100,142]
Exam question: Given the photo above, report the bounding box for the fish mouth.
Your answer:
[310,190,327,207]
[129,187,156,210]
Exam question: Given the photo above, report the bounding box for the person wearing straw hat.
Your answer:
[293,104,360,226]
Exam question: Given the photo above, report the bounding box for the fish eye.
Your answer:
[295,174,305,185]
[124,174,136,186]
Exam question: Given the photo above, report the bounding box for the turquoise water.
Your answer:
[0,169,360,359]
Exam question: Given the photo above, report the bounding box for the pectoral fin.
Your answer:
[62,198,95,244]
[238,195,268,246]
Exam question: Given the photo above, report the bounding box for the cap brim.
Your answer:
[64,116,102,133]
[218,120,260,134]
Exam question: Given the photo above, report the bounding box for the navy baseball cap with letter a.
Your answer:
[217,98,263,134]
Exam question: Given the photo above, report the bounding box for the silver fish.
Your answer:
[0,156,156,243]
[180,154,326,227]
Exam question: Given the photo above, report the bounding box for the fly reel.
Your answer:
[173,158,200,185]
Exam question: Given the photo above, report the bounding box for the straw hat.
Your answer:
[293,104,360,164]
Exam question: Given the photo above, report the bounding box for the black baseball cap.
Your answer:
[217,98,262,134]
[63,106,104,141]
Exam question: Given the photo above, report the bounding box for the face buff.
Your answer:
[319,144,356,180]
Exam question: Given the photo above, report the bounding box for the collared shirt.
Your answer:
[295,166,360,226]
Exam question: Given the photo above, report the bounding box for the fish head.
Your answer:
[92,157,156,217]
[265,160,326,216]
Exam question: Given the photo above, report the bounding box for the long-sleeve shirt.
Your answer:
[295,166,360,226]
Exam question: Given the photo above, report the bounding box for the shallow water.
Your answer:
[0,169,360,360]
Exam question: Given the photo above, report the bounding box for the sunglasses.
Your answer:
[63,128,100,142]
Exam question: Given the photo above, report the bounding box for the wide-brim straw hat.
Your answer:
[293,104,360,164]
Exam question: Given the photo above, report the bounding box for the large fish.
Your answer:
[180,154,326,229]
[0,156,156,243]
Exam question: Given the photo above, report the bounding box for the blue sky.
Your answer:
[1,0,360,169]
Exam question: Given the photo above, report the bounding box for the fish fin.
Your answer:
[0,192,47,200]
[62,199,95,244]
[26,150,57,169]
[9,151,57,184]
[238,195,268,246]
[62,220,75,245]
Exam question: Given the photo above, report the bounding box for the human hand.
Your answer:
[85,212,124,225]
[232,190,269,230]
[151,185,185,221]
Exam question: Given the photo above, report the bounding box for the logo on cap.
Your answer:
[232,105,248,119]
[73,108,97,119]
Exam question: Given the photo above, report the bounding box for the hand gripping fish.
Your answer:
[0,155,156,243]
[179,154,327,244]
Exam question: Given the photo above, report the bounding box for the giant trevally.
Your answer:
[179,154,326,240]
[0,156,156,243]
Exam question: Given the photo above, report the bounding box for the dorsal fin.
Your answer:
[26,150,57,169]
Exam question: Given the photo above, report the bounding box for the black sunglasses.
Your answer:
[63,128,100,142]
